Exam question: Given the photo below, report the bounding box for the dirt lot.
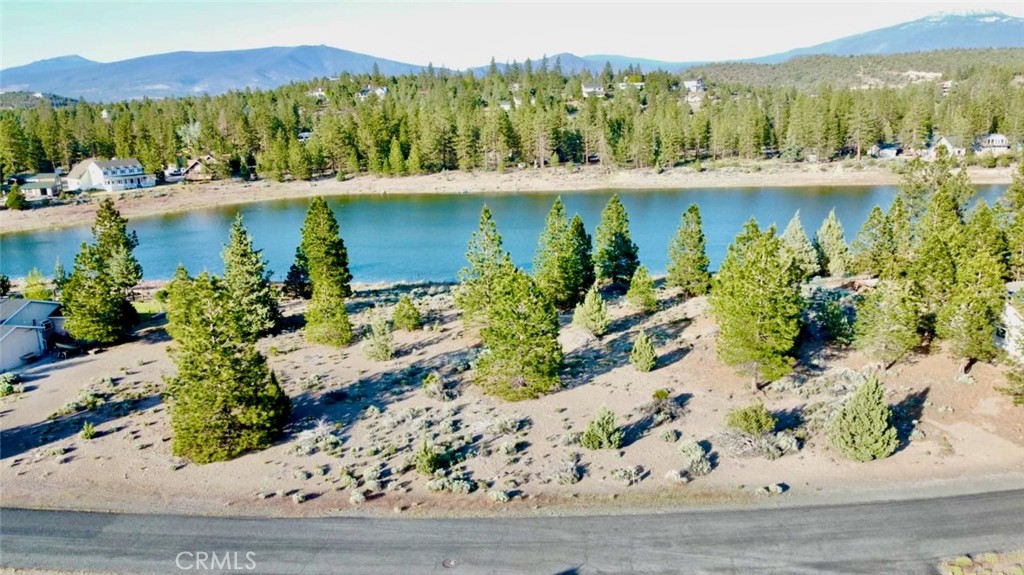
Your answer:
[0,163,1014,234]
[1,283,1022,518]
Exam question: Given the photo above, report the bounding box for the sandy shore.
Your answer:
[1,163,1014,235]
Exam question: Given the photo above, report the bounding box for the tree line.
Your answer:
[1,51,1022,182]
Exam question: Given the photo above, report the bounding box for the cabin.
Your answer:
[683,79,706,93]
[4,173,63,201]
[974,133,1011,156]
[66,158,156,192]
[925,136,966,159]
[868,144,901,159]
[581,83,605,98]
[0,298,65,373]
[181,155,217,182]
[997,282,1024,362]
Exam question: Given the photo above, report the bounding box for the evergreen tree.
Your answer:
[533,197,574,310]
[52,258,67,300]
[0,273,10,297]
[594,194,639,286]
[392,295,422,331]
[283,247,312,299]
[709,219,804,390]
[222,213,279,341]
[850,205,891,276]
[564,214,596,306]
[388,137,405,176]
[572,285,610,337]
[963,202,1008,280]
[937,250,1006,374]
[827,374,898,462]
[1002,162,1024,213]
[299,197,353,345]
[22,268,52,300]
[629,330,657,372]
[1007,211,1024,282]
[580,407,624,450]
[666,203,711,296]
[883,196,913,279]
[474,262,563,401]
[780,210,819,281]
[363,308,394,361]
[91,198,142,298]
[455,205,506,327]
[814,209,851,277]
[166,273,291,464]
[625,265,657,313]
[288,138,312,180]
[5,184,27,210]
[908,187,963,327]
[854,280,921,368]
[164,265,196,342]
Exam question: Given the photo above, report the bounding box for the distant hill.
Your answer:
[754,11,1024,63]
[470,53,696,76]
[0,45,422,102]
[681,48,1024,89]
[0,91,77,110]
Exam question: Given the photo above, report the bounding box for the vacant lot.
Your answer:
[1,283,1022,517]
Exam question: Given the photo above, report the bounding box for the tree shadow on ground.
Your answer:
[892,387,929,452]
[0,394,162,460]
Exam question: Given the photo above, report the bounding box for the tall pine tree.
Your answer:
[533,197,574,310]
[938,250,1006,374]
[594,194,639,286]
[908,186,963,329]
[780,210,819,281]
[666,203,711,296]
[456,205,507,327]
[709,219,804,390]
[850,205,891,277]
[854,280,921,368]
[222,213,279,341]
[814,209,851,278]
[565,214,596,306]
[299,197,353,345]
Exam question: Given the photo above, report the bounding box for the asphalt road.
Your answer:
[2,490,1023,574]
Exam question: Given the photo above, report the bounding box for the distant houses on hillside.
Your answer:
[66,158,156,192]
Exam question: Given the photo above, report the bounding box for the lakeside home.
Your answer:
[0,298,65,372]
[66,158,156,193]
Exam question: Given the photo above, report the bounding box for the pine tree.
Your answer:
[850,205,891,276]
[388,137,405,176]
[283,247,312,299]
[564,214,596,307]
[1007,211,1024,282]
[666,203,711,296]
[629,330,657,372]
[164,265,196,342]
[580,407,624,449]
[166,273,290,464]
[392,295,422,331]
[908,187,963,327]
[780,211,819,281]
[222,213,279,341]
[363,308,394,361]
[854,280,921,368]
[406,143,423,175]
[827,374,898,462]
[474,262,563,401]
[533,197,574,310]
[22,268,52,300]
[883,195,912,279]
[814,209,851,278]
[963,202,1009,279]
[937,250,1006,374]
[288,138,312,180]
[709,218,804,390]
[1002,162,1024,213]
[594,194,639,286]
[572,285,610,337]
[299,197,353,345]
[0,274,11,297]
[5,184,27,210]
[456,205,507,328]
[626,265,657,313]
[91,198,142,298]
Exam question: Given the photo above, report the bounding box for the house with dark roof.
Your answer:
[0,298,65,372]
[925,136,967,159]
[4,173,62,200]
[66,158,156,192]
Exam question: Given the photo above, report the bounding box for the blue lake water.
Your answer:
[0,185,1008,282]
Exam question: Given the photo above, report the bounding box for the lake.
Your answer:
[0,185,1009,282]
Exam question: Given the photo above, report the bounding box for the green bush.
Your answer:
[725,402,778,436]
[393,295,422,331]
[580,407,624,450]
[678,440,711,476]
[815,293,854,346]
[362,310,394,361]
[629,330,657,372]
[413,439,446,475]
[80,421,96,440]
[981,154,998,168]
[5,185,27,210]
[827,374,898,462]
[996,154,1012,167]
[626,265,657,313]
[0,373,23,397]
[572,285,610,337]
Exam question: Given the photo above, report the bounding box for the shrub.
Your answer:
[363,309,394,361]
[0,373,23,397]
[551,452,583,485]
[629,330,657,372]
[392,295,422,331]
[725,402,778,436]
[413,440,445,475]
[422,371,458,401]
[489,490,510,503]
[659,428,680,442]
[678,440,711,477]
[80,421,97,440]
[426,477,474,494]
[5,185,27,210]
[572,285,610,337]
[715,430,800,460]
[626,265,657,313]
[814,293,854,346]
[827,374,898,461]
[580,407,624,450]
[610,466,643,486]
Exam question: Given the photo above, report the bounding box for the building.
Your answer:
[0,298,65,372]
[997,282,1024,362]
[66,158,156,192]
[974,133,1011,156]
[306,88,328,101]
[356,86,388,101]
[683,79,706,93]
[5,173,62,200]
[581,83,605,98]
[940,80,954,97]
[181,154,217,182]
[868,144,901,159]
[925,136,966,159]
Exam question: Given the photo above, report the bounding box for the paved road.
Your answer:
[2,490,1023,574]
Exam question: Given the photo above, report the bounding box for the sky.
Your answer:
[2,1,1023,70]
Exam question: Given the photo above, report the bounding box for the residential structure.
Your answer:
[974,133,1011,156]
[4,173,62,200]
[925,136,967,159]
[181,155,217,181]
[581,83,605,98]
[997,282,1024,361]
[66,158,156,192]
[0,298,65,372]
[356,86,388,101]
[868,144,901,159]
[683,79,706,93]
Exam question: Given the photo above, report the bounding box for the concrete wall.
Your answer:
[0,327,44,373]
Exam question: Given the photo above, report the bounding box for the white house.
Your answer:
[925,136,967,159]
[997,282,1024,362]
[356,86,388,101]
[975,133,1011,156]
[0,298,64,372]
[683,79,706,93]
[66,158,156,192]
[581,83,605,98]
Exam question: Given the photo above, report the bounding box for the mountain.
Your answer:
[754,11,1024,63]
[0,45,422,102]
[581,55,698,74]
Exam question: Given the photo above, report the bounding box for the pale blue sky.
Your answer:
[2,1,1023,69]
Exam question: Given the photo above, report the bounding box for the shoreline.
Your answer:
[0,163,1014,235]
